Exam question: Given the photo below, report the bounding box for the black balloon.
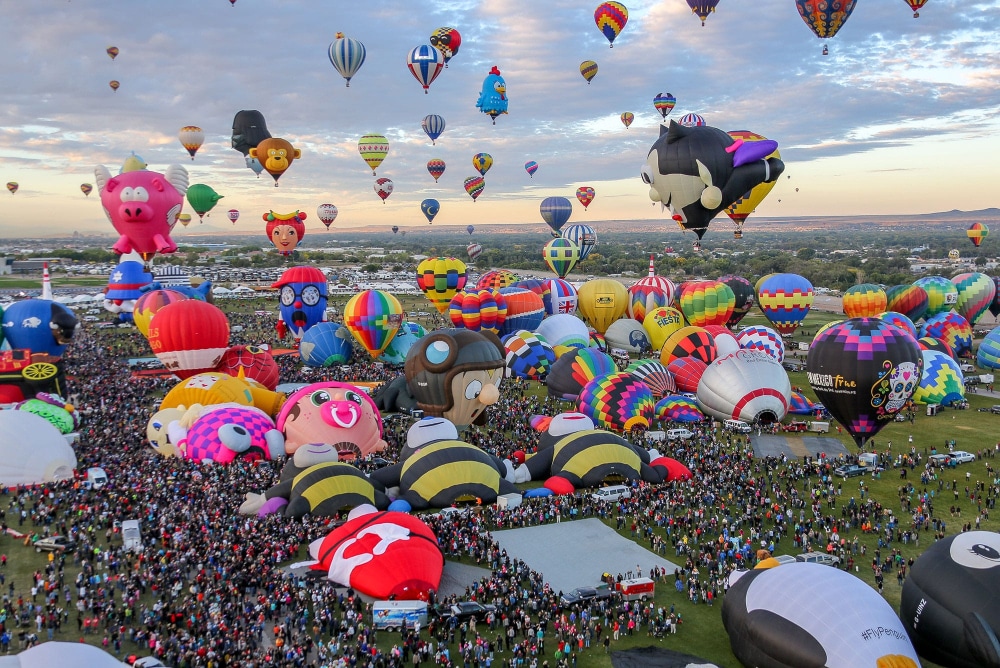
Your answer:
[806,318,922,448]
[231,110,271,156]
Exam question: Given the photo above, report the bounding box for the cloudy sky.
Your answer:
[1,0,998,242]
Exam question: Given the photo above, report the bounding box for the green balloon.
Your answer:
[186,183,223,220]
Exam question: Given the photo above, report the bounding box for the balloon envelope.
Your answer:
[299,322,355,367]
[577,279,628,334]
[147,300,230,379]
[343,290,404,359]
[540,197,573,234]
[757,273,814,335]
[542,238,580,279]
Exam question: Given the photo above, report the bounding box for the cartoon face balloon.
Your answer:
[264,211,307,256]
[249,137,301,186]
[276,381,388,459]
[272,266,328,341]
[476,66,508,124]
[95,164,188,264]
[2,300,79,358]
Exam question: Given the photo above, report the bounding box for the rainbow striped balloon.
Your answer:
[343,290,403,359]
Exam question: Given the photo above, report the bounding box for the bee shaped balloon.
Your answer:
[476,66,508,125]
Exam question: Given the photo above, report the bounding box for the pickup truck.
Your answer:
[559,584,616,607]
[431,601,496,624]
[782,421,808,432]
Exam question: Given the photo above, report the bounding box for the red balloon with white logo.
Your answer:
[308,507,443,600]
[147,300,230,379]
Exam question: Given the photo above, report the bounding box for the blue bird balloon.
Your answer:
[476,66,508,125]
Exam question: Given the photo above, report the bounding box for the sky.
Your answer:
[1,0,999,242]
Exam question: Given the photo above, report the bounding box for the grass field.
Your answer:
[2,298,994,666]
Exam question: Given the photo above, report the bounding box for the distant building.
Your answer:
[0,257,11,276]
[154,264,191,287]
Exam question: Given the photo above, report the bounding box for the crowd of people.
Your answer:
[1,301,998,668]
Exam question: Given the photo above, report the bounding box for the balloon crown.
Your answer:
[264,210,306,223]
[489,66,501,75]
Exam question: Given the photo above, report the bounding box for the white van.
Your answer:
[83,467,108,490]
[121,520,143,552]
[590,485,632,503]
[724,419,752,433]
[372,600,428,631]
[665,428,694,441]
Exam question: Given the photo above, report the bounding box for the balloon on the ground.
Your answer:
[0,411,77,485]
[217,345,280,390]
[642,121,784,239]
[660,326,717,366]
[918,336,955,360]
[703,325,740,356]
[13,394,79,435]
[299,322,354,367]
[545,278,579,316]
[147,300,230,379]
[497,287,545,337]
[95,163,187,263]
[977,326,1000,370]
[913,276,959,319]
[578,372,654,432]
[546,348,616,401]
[309,509,442,600]
[249,137,301,186]
[577,279,628,334]
[605,318,651,354]
[175,404,283,464]
[562,224,597,261]
[807,318,922,448]
[697,350,790,423]
[3,299,78,358]
[951,272,996,325]
[642,306,685,352]
[344,290,403,360]
[788,390,815,415]
[654,395,702,423]
[380,324,423,366]
[719,275,755,327]
[876,311,917,339]
[629,264,676,323]
[403,329,505,429]
[667,357,707,393]
[757,273,814,334]
[626,360,675,399]
[416,256,468,315]
[843,283,887,318]
[542,237,580,278]
[476,66,508,124]
[448,289,507,335]
[736,325,785,363]
[723,563,920,668]
[133,289,188,337]
[921,311,973,358]
[328,33,367,86]
[272,265,328,341]
[504,330,556,380]
[535,313,589,350]
[678,280,735,327]
[899,531,1000,668]
[276,381,388,459]
[885,284,929,323]
[540,197,573,235]
[477,270,518,292]
[911,349,965,406]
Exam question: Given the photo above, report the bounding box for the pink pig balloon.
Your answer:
[95,164,189,264]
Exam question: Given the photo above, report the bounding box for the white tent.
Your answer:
[0,411,78,486]
[0,641,128,667]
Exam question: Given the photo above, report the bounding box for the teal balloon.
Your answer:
[379,322,423,366]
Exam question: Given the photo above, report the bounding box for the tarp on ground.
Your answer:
[611,646,722,668]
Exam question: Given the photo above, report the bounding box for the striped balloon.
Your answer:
[885,284,929,322]
[875,312,917,339]
[736,325,785,364]
[545,278,578,316]
[594,1,629,47]
[654,395,703,423]
[426,158,446,182]
[843,283,887,318]
[628,277,675,323]
[921,311,973,358]
[421,115,446,144]
[416,256,468,314]
[524,161,539,178]
[951,272,996,325]
[448,289,507,334]
[562,224,597,261]
[678,280,735,327]
[719,275,755,327]
[757,273,814,335]
[405,45,444,93]
[343,290,403,359]
[328,35,367,86]
[678,113,706,127]
[542,238,580,278]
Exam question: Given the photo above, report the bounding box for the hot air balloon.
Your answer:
[580,60,598,83]
[416,257,468,315]
[178,126,204,160]
[462,243,482,263]
[463,176,484,201]
[226,209,240,225]
[921,311,973,358]
[497,288,545,338]
[317,203,338,230]
[358,133,388,175]
[579,372,655,432]
[472,153,493,176]
[406,45,444,93]
[968,221,989,247]
[718,275,754,327]
[951,272,996,326]
[654,395,702,423]
[146,300,230,380]
[328,33,366,87]
[911,349,965,406]
[272,265,328,341]
[421,114,446,144]
[544,279,579,317]
[641,306,684,352]
[626,360,675,399]
[524,161,538,178]
[429,27,461,66]
[561,224,597,262]
[380,321,424,366]
[177,213,192,227]
[842,283,888,318]
[876,311,917,339]
[231,110,271,158]
[977,325,1000,370]
[577,279,628,334]
[391,225,399,234]
[540,196,573,235]
[79,183,93,196]
[605,318,651,354]
[698,350,791,423]
[264,210,306,256]
[795,0,858,54]
[724,130,782,238]
[109,80,120,92]
[542,238,581,279]
[536,314,589,351]
[448,289,507,334]
[476,66,508,124]
[902,0,928,17]
[107,46,119,60]
[704,324,740,357]
[660,326,717,367]
[594,1,628,47]
[885,284,929,322]
[374,178,393,202]
[575,186,595,210]
[503,330,556,380]
[6,182,17,195]
[216,344,280,390]
[186,184,223,221]
[686,0,719,26]
[807,318,922,448]
[914,276,958,318]
[757,273,813,335]
[620,112,634,129]
[477,270,518,292]
[420,199,440,224]
[735,325,785,364]
[653,93,676,119]
[427,158,446,182]
[343,290,404,359]
[546,348,617,401]
[677,280,736,328]
[677,113,705,127]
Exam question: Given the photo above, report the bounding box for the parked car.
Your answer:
[930,451,975,466]
[782,421,808,432]
[991,405,1000,415]
[559,584,615,607]
[34,535,77,553]
[666,428,694,441]
[431,601,496,624]
[833,464,868,479]
[795,551,840,567]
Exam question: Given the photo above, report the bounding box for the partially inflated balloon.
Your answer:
[343,290,404,359]
[147,300,230,379]
[951,272,996,325]
[626,360,675,399]
[655,395,702,423]
[299,322,354,367]
[697,350,790,423]
[542,238,580,279]
[535,314,589,351]
[842,283,887,318]
[577,279,628,334]
[503,330,556,380]
[605,318,651,354]
[757,273,813,335]
[735,325,784,364]
[911,349,965,406]
[807,318,922,448]
[579,372,654,432]
[477,270,518,292]
[448,289,507,335]
[660,326,717,366]
[416,257,468,315]
[133,289,188,337]
[921,311,973,358]
[546,348,616,401]
[719,275,754,327]
[667,357,707,393]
